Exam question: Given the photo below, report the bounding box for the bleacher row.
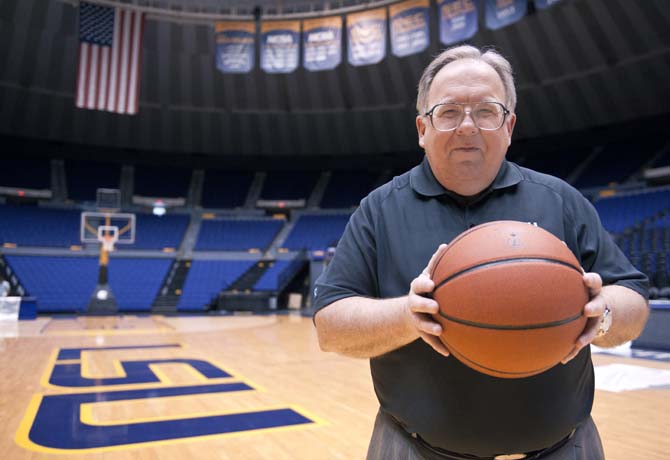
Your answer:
[0,207,351,313]
[3,256,261,312]
[0,207,350,251]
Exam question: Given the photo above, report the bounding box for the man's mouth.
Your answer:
[452,147,480,153]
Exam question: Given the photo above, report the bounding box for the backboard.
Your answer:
[81,212,136,250]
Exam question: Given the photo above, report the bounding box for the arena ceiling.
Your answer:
[0,0,668,158]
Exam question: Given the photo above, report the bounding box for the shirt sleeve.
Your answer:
[312,195,380,313]
[567,191,649,300]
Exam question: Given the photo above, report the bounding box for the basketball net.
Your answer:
[101,234,116,253]
[97,225,119,254]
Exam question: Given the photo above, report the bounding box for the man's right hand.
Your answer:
[406,243,450,357]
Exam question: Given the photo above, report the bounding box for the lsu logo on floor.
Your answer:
[15,343,324,453]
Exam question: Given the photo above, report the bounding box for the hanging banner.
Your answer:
[535,0,562,9]
[485,0,527,30]
[437,0,478,45]
[303,16,342,71]
[260,21,300,74]
[347,8,387,66]
[389,0,430,58]
[215,22,255,74]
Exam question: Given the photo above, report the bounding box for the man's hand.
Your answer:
[406,244,450,357]
[562,272,607,364]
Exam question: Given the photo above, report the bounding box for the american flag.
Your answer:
[76,2,145,115]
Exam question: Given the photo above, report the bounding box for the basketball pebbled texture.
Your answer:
[430,221,588,378]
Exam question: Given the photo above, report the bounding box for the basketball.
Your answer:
[431,221,588,379]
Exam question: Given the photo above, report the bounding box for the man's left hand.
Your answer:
[561,272,606,364]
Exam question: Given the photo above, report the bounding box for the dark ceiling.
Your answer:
[0,0,668,158]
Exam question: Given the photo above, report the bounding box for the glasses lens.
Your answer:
[432,104,462,131]
[431,102,505,131]
[473,102,504,130]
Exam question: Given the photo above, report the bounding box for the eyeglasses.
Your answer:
[424,101,510,132]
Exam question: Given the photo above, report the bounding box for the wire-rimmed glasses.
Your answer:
[424,101,510,132]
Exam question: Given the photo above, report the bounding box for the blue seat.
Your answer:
[177,260,256,311]
[108,258,173,311]
[195,219,283,251]
[5,255,98,312]
[254,260,292,291]
[0,206,81,248]
[282,214,350,250]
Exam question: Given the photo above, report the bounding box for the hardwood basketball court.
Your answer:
[0,314,668,459]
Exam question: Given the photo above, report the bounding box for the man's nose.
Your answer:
[455,111,478,135]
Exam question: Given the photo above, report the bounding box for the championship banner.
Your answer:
[303,16,342,71]
[535,0,562,9]
[485,0,527,30]
[215,22,255,74]
[389,0,430,58]
[347,8,387,66]
[437,0,478,46]
[260,21,300,74]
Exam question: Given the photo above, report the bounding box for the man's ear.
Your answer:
[506,112,517,145]
[416,115,427,148]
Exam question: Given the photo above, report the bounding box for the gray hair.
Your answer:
[416,45,517,114]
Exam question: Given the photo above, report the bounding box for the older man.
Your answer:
[313,45,648,460]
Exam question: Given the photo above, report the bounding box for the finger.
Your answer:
[583,296,606,318]
[419,331,450,357]
[561,316,600,364]
[422,244,448,277]
[582,272,603,296]
[408,292,439,315]
[410,312,442,336]
[411,274,435,295]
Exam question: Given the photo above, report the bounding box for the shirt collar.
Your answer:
[409,156,522,198]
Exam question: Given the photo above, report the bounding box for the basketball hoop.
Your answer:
[97,226,119,252]
[101,235,116,252]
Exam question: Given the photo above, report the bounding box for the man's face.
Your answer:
[416,59,516,196]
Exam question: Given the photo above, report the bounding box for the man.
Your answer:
[313,45,649,460]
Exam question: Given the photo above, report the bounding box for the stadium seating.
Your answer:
[128,214,189,250]
[177,260,256,311]
[195,218,283,251]
[281,214,350,250]
[4,255,98,312]
[107,258,172,311]
[0,206,81,247]
[6,255,174,312]
[594,189,670,235]
[253,260,292,291]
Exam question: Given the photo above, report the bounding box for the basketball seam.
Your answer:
[437,311,584,330]
[433,257,582,293]
[444,340,556,377]
[430,221,507,278]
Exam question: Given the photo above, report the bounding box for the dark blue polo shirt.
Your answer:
[313,157,648,457]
